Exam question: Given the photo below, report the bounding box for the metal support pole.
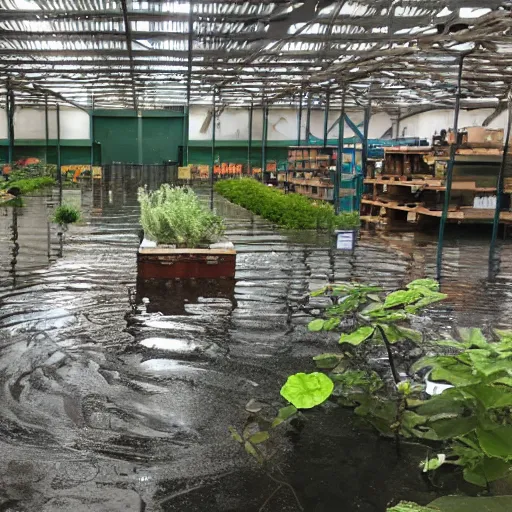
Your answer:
[335,88,346,215]
[436,55,465,280]
[90,96,95,182]
[489,92,512,266]
[7,85,15,165]
[210,89,216,210]
[305,93,312,144]
[261,102,268,183]
[362,100,371,179]
[57,103,62,205]
[183,0,194,166]
[323,90,330,147]
[297,89,303,145]
[247,100,253,176]
[45,95,49,164]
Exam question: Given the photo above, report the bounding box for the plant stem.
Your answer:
[266,470,304,511]
[376,324,400,384]
[259,484,283,511]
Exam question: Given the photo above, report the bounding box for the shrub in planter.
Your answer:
[215,178,359,230]
[138,184,225,247]
[53,204,81,226]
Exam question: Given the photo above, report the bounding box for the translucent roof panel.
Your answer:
[0,0,511,109]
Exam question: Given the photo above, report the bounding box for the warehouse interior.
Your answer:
[2,2,512,512]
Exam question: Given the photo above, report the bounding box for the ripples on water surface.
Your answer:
[1,174,512,511]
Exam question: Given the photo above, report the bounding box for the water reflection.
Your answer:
[0,170,512,510]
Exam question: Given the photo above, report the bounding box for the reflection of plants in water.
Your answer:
[389,495,512,511]
[9,206,19,286]
[231,279,512,508]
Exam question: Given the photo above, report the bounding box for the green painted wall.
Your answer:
[93,114,183,165]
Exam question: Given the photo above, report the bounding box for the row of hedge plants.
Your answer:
[215,178,359,230]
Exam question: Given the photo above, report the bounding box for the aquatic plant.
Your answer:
[138,184,225,247]
[53,205,81,225]
[215,178,359,230]
[231,278,512,495]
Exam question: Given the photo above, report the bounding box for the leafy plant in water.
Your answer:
[138,184,225,247]
[53,204,81,225]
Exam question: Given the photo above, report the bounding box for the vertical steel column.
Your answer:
[305,93,312,144]
[183,0,194,166]
[297,89,303,145]
[45,95,49,163]
[436,56,464,280]
[210,89,216,210]
[137,112,143,165]
[6,85,15,165]
[247,100,253,175]
[261,102,268,183]
[362,100,371,179]
[90,96,95,174]
[323,90,330,147]
[335,88,346,215]
[490,93,512,264]
[56,103,62,205]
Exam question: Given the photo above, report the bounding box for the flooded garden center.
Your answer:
[3,2,512,510]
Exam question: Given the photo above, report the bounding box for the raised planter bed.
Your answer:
[137,245,236,280]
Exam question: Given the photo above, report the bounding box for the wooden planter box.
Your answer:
[137,247,237,280]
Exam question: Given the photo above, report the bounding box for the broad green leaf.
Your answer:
[415,390,465,417]
[271,405,298,428]
[228,426,243,444]
[367,293,381,302]
[322,317,340,331]
[249,431,269,444]
[368,309,407,323]
[459,328,488,348]
[495,329,512,343]
[430,495,512,511]
[412,355,480,386]
[308,319,325,332]
[463,457,512,487]
[332,369,383,393]
[407,279,440,291]
[280,372,334,409]
[383,289,422,309]
[477,426,512,459]
[387,502,438,512]
[339,326,375,345]
[313,353,344,369]
[429,416,478,439]
[464,384,512,410]
[244,441,263,463]
[405,292,447,314]
[311,287,328,297]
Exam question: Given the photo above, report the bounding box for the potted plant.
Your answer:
[137,184,236,280]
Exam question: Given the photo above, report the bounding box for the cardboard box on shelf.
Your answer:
[464,127,504,147]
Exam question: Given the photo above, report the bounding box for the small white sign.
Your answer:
[336,230,356,251]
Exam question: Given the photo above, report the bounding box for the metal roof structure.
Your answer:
[0,1,512,111]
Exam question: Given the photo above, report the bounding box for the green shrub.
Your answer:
[215,178,359,230]
[138,184,225,247]
[1,177,56,194]
[53,204,81,225]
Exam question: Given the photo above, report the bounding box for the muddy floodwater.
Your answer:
[1,173,512,512]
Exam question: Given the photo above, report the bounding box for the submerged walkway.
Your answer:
[0,179,512,511]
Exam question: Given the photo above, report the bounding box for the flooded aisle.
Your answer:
[1,178,512,512]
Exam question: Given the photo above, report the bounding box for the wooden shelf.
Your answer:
[365,178,497,193]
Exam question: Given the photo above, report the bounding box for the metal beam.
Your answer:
[56,103,62,205]
[120,0,138,111]
[7,84,15,165]
[436,55,465,280]
[261,102,269,183]
[183,0,194,167]
[248,100,253,175]
[297,89,303,146]
[210,89,216,210]
[45,95,49,163]
[305,92,312,144]
[323,90,330,147]
[335,88,346,216]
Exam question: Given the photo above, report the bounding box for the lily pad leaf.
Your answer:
[459,328,488,348]
[280,372,334,409]
[308,319,325,332]
[322,318,340,331]
[339,326,375,346]
[387,502,439,512]
[407,279,440,291]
